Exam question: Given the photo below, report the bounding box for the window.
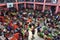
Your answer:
[26,0,34,2]
[0,0,4,3]
[35,4,43,11]
[46,0,58,3]
[5,0,16,3]
[46,0,51,3]
[0,0,16,3]
[51,0,58,4]
[26,4,34,9]
[35,0,44,2]
[17,0,24,2]
[18,4,24,10]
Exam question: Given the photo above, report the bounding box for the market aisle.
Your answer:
[28,28,44,40]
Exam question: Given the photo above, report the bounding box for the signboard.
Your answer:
[7,3,13,8]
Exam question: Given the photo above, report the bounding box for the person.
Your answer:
[13,32,19,40]
[44,30,49,35]
[0,29,2,36]
[24,30,29,40]
[31,26,35,38]
[13,24,18,30]
[10,36,17,40]
[37,23,41,32]
[5,37,9,40]
[18,32,23,40]
[56,34,60,40]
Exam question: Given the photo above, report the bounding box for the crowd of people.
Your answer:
[0,8,60,40]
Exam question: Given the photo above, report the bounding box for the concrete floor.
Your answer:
[28,28,44,40]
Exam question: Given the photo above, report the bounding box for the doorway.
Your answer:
[51,6,56,13]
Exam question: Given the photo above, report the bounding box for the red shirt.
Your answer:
[13,24,18,30]
[10,33,19,40]
[14,33,19,40]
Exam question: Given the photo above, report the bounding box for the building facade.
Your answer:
[0,0,60,13]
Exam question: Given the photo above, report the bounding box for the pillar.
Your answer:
[55,6,59,13]
[34,0,35,10]
[55,0,60,13]
[16,0,18,11]
[24,0,26,8]
[42,0,46,12]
